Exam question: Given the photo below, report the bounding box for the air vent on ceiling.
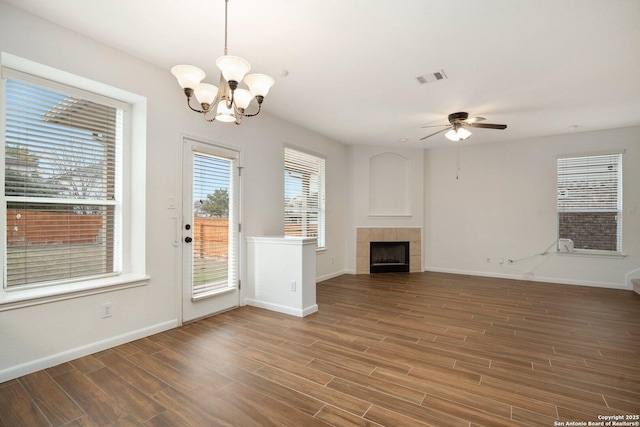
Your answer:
[416,70,448,85]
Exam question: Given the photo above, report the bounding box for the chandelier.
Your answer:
[171,0,274,124]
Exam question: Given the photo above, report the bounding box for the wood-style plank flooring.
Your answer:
[2,272,640,426]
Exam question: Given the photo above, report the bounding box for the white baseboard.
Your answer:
[316,267,626,290]
[316,270,349,283]
[424,267,627,290]
[302,304,319,316]
[0,319,178,383]
[244,298,318,317]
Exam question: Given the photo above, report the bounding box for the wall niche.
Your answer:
[368,152,410,217]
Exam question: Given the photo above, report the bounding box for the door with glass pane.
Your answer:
[182,137,240,322]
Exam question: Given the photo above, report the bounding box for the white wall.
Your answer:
[0,3,347,381]
[425,126,640,288]
[345,145,424,273]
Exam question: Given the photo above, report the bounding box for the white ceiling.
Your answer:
[5,0,640,147]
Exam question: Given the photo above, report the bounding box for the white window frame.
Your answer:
[284,146,326,250]
[556,151,623,257]
[0,53,148,310]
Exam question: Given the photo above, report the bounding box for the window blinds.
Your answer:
[284,147,325,248]
[4,74,122,287]
[557,153,622,212]
[191,152,238,299]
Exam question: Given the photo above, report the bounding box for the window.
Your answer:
[557,153,622,253]
[190,148,239,299]
[2,71,124,288]
[284,147,325,249]
[0,56,146,309]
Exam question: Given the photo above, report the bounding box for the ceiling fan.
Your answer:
[420,112,507,141]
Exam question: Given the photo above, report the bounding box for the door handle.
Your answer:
[185,236,193,243]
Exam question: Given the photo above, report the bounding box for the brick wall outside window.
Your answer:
[558,212,618,251]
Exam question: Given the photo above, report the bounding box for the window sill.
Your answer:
[0,274,150,312]
[557,250,626,259]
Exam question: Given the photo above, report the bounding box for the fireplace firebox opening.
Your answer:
[370,241,410,273]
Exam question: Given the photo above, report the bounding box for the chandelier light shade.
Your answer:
[244,74,275,97]
[233,89,253,109]
[172,65,206,90]
[171,0,274,124]
[194,83,218,106]
[445,127,472,141]
[215,56,250,84]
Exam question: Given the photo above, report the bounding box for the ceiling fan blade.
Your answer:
[420,127,451,140]
[468,122,507,130]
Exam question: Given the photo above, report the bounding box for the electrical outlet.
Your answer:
[101,303,112,318]
[290,281,296,292]
[498,258,504,265]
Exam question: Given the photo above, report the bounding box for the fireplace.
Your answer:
[370,241,410,273]
[356,228,421,274]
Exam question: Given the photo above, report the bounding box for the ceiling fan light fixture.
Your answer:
[458,128,472,139]
[445,127,472,141]
[420,112,506,141]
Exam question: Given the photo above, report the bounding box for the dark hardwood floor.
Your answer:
[2,272,640,426]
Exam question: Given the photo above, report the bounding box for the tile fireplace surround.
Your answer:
[356,227,422,274]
